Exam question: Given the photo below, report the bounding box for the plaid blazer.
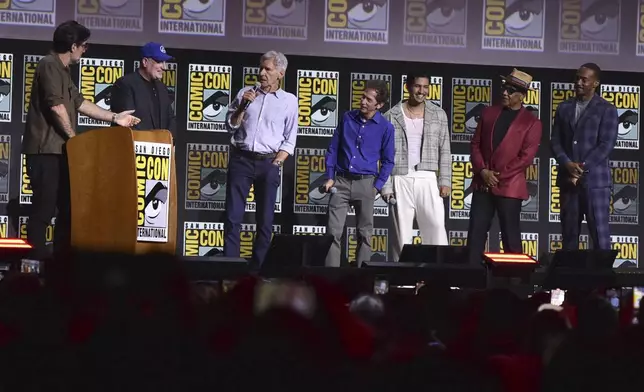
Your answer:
[550,94,619,189]
[381,101,452,194]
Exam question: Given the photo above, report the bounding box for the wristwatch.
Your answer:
[111,113,117,124]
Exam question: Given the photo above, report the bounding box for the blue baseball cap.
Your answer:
[141,42,173,62]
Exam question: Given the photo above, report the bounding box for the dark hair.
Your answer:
[580,62,601,80]
[52,20,91,54]
[365,80,389,104]
[405,72,431,89]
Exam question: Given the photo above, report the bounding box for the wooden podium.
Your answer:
[66,127,177,254]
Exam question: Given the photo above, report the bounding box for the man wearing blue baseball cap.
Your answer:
[111,42,176,138]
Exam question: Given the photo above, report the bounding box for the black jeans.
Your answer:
[25,153,71,260]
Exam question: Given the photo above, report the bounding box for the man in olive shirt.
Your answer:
[23,20,140,260]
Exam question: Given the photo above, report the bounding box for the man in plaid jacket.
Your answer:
[382,72,451,261]
[551,63,618,251]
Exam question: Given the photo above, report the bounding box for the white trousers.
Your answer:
[391,171,448,261]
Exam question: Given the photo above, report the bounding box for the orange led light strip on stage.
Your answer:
[0,239,32,249]
[483,253,537,264]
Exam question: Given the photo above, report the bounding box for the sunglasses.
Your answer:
[501,84,524,95]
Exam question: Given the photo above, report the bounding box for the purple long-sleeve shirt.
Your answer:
[226,86,298,155]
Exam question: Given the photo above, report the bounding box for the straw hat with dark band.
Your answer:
[500,68,534,91]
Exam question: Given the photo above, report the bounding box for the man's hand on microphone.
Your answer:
[381,192,394,203]
[323,179,335,193]
[240,89,258,110]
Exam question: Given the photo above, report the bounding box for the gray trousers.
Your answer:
[325,175,375,267]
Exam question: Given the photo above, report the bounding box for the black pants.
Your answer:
[467,190,522,264]
[25,153,71,260]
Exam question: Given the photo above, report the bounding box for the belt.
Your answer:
[336,171,375,180]
[233,146,276,161]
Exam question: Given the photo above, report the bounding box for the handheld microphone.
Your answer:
[387,197,397,205]
[242,82,261,111]
[318,185,337,194]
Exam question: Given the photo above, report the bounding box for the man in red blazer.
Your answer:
[467,69,543,264]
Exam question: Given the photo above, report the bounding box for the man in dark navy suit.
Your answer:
[551,63,618,250]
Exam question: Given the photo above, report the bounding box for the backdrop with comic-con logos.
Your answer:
[2,1,644,72]
[0,36,641,269]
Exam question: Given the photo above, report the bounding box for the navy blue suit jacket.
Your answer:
[550,94,618,189]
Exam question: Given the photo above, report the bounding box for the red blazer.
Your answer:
[470,105,542,200]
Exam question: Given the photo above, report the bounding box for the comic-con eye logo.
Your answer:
[75,0,143,31]
[243,0,308,40]
[19,153,31,204]
[404,0,467,48]
[293,225,326,235]
[0,0,55,27]
[78,58,124,127]
[294,148,330,214]
[0,135,10,203]
[134,60,178,113]
[401,75,443,107]
[22,55,42,123]
[183,222,224,256]
[601,84,639,149]
[325,0,389,44]
[521,157,539,221]
[0,53,13,123]
[550,82,575,128]
[523,81,541,118]
[185,143,228,211]
[548,233,589,253]
[20,216,55,245]
[638,0,644,56]
[187,64,232,132]
[558,0,620,55]
[609,160,639,224]
[451,77,492,143]
[351,73,391,112]
[499,232,539,259]
[297,69,339,137]
[135,142,172,243]
[482,0,545,52]
[158,0,225,36]
[450,154,473,219]
[243,66,285,90]
[346,227,388,264]
[611,235,638,268]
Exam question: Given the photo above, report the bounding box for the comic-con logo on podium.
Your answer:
[187,64,232,132]
[183,221,224,256]
[499,232,539,259]
[297,69,339,137]
[350,73,391,112]
[20,216,55,245]
[243,0,308,40]
[550,82,575,127]
[548,233,589,253]
[521,157,539,222]
[293,225,326,235]
[451,77,491,143]
[324,0,389,44]
[450,154,473,220]
[185,143,228,211]
[401,75,443,107]
[158,0,225,36]
[134,60,178,113]
[346,227,388,265]
[611,235,638,268]
[482,0,545,52]
[75,0,143,31]
[0,53,13,123]
[78,57,124,127]
[601,84,639,149]
[19,153,31,205]
[403,0,467,48]
[243,66,284,90]
[294,148,330,214]
[0,0,55,27]
[0,135,10,203]
[135,142,171,243]
[449,230,490,251]
[22,55,43,123]
[558,0,620,55]
[610,160,639,224]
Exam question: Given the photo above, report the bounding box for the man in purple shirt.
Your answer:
[323,80,395,267]
[225,50,298,266]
